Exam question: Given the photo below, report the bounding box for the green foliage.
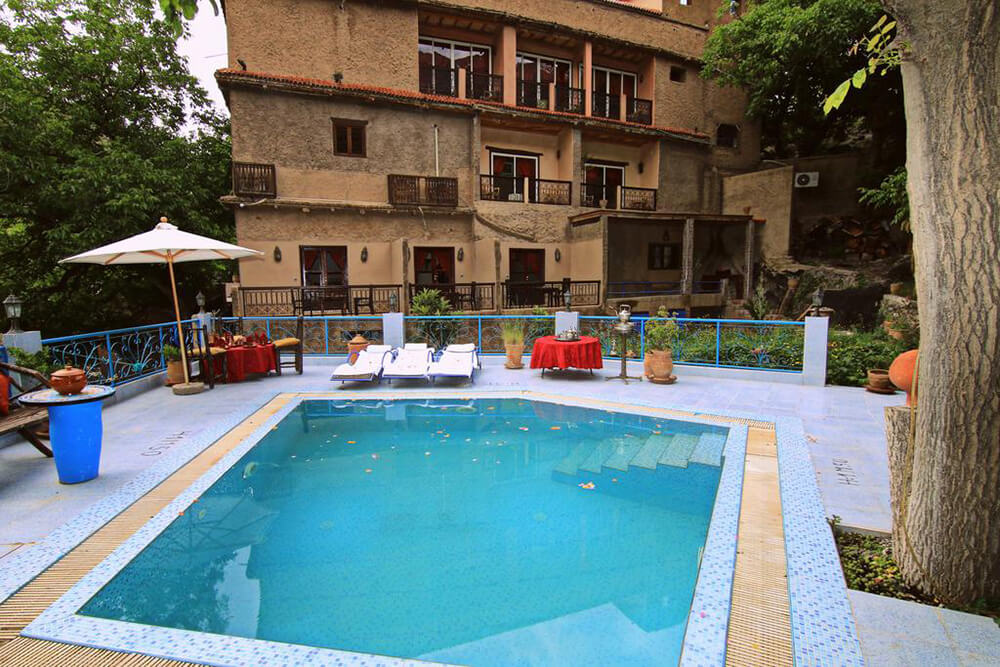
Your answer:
[826,329,907,386]
[702,0,899,156]
[824,14,906,114]
[0,0,234,336]
[161,344,182,362]
[746,282,771,320]
[9,346,57,377]
[859,167,909,230]
[501,319,526,346]
[645,307,678,351]
[410,289,454,316]
[409,289,462,350]
[159,0,218,37]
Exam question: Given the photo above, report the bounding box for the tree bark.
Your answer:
[880,0,1000,602]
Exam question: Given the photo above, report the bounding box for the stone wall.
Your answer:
[722,165,794,260]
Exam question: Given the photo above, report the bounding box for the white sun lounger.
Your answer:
[429,343,481,384]
[382,343,434,383]
[331,345,393,384]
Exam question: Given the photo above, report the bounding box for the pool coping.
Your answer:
[2,389,864,665]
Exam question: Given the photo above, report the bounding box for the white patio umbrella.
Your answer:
[60,217,262,391]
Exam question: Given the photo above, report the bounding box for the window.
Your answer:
[418,38,492,96]
[489,149,539,201]
[583,161,626,207]
[648,243,681,270]
[301,246,347,286]
[680,0,691,6]
[669,66,687,83]
[717,123,740,148]
[332,118,366,157]
[509,248,545,283]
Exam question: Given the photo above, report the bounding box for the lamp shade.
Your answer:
[3,294,22,320]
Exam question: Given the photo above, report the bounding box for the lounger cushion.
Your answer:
[446,343,476,353]
[403,343,428,350]
[272,337,301,348]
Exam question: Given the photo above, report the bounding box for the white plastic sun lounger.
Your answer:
[382,343,434,383]
[331,345,393,384]
[429,343,481,384]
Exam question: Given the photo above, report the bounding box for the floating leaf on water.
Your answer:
[242,462,258,479]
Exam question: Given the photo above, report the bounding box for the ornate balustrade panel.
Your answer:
[578,316,641,360]
[404,316,477,353]
[388,175,458,207]
[621,186,656,211]
[639,317,805,371]
[237,286,401,316]
[517,80,548,108]
[579,183,618,209]
[408,283,494,311]
[468,71,503,102]
[554,86,585,114]
[477,315,553,355]
[232,162,276,198]
[532,179,572,206]
[626,97,653,125]
[480,174,524,202]
[216,316,384,355]
[591,91,620,120]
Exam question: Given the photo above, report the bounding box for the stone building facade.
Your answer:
[219,0,777,316]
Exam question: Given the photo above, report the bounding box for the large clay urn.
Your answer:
[50,365,87,395]
[347,334,369,364]
[504,343,524,369]
[644,349,677,385]
[888,349,919,406]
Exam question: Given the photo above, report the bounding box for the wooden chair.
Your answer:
[273,316,304,375]
[0,361,53,456]
[184,325,226,388]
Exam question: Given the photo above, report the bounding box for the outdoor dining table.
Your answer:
[18,385,116,484]
[530,335,603,375]
[217,343,276,382]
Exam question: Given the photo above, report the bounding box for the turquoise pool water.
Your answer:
[79,398,726,665]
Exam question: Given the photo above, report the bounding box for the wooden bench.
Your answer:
[0,361,53,457]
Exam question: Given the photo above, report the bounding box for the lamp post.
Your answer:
[606,304,641,384]
[3,294,23,334]
[563,289,572,311]
[388,291,399,313]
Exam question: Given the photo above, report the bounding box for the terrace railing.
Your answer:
[626,97,653,125]
[591,91,620,120]
[237,285,402,316]
[580,182,618,209]
[216,315,384,355]
[480,174,525,202]
[41,320,198,386]
[501,280,600,308]
[419,65,458,96]
[388,174,458,207]
[408,282,495,311]
[480,176,572,205]
[621,186,657,211]
[532,179,572,205]
[467,71,503,102]
[607,281,683,298]
[232,162,276,198]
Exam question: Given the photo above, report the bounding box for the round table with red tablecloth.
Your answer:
[529,335,603,375]
[216,343,276,382]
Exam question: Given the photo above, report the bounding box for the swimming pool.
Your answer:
[24,396,748,665]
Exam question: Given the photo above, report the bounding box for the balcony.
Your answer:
[419,66,458,96]
[237,285,403,316]
[591,91,620,121]
[388,174,458,207]
[626,97,653,125]
[467,71,503,102]
[418,66,502,102]
[516,81,585,114]
[232,162,276,198]
[480,176,572,205]
[502,279,601,308]
[408,282,495,311]
[580,184,656,211]
[590,93,653,125]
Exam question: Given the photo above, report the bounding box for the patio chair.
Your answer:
[0,361,53,456]
[186,325,226,388]
[273,316,304,375]
[382,343,434,384]
[429,343,481,384]
[331,344,393,384]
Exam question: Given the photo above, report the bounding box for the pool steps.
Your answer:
[555,431,725,477]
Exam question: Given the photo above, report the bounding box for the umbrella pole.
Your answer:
[167,255,191,385]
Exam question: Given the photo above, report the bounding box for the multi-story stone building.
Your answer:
[218,0,788,316]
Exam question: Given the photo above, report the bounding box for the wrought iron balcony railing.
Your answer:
[467,71,503,102]
[626,97,653,125]
[419,65,458,97]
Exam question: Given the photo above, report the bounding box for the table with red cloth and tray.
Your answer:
[211,332,277,382]
[529,335,603,376]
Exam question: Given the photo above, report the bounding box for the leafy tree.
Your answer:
[0,0,233,336]
[858,166,909,229]
[702,0,904,164]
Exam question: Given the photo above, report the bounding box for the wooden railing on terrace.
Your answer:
[388,175,458,207]
[232,162,276,198]
[237,285,402,316]
[408,282,495,311]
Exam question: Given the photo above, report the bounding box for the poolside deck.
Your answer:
[1,359,995,665]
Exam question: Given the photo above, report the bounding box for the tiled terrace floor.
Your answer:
[1,358,996,664]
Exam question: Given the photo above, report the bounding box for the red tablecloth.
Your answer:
[217,343,276,382]
[530,336,603,370]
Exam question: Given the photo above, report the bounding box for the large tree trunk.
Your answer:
[881,0,1000,602]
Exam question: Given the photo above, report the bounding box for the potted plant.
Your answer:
[643,307,678,384]
[162,344,185,385]
[501,319,527,369]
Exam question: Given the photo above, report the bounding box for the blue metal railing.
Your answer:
[37,313,806,381]
[41,320,198,386]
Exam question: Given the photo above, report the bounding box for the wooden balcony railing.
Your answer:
[480,176,571,205]
[388,174,458,207]
[502,279,601,308]
[626,97,653,125]
[237,285,402,316]
[467,71,503,102]
[419,65,457,96]
[408,282,495,311]
[532,179,572,205]
[232,162,276,198]
[621,186,656,211]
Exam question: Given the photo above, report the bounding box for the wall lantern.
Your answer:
[457,247,464,262]
[554,248,562,262]
[638,161,644,174]
[3,294,23,334]
[361,246,369,263]
[273,246,282,262]
[563,289,572,311]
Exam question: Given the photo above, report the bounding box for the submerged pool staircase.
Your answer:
[554,431,727,478]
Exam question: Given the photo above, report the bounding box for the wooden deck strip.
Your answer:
[0,393,793,666]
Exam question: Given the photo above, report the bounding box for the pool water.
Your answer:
[80,398,727,665]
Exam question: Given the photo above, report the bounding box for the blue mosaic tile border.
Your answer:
[18,392,747,667]
[774,416,865,666]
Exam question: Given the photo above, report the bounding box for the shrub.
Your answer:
[501,319,526,346]
[9,347,57,377]
[409,288,463,350]
[161,344,182,362]
[826,329,907,386]
[645,307,678,351]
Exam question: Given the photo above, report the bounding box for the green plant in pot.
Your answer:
[643,307,678,384]
[161,344,185,385]
[501,318,527,369]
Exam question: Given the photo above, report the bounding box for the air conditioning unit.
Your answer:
[795,172,820,188]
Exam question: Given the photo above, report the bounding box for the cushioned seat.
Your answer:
[190,346,227,357]
[272,337,301,348]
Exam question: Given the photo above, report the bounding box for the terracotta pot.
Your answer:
[49,365,87,395]
[890,282,904,295]
[165,360,186,386]
[883,320,904,340]
[888,349,919,406]
[867,368,892,390]
[644,349,677,385]
[504,343,524,369]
